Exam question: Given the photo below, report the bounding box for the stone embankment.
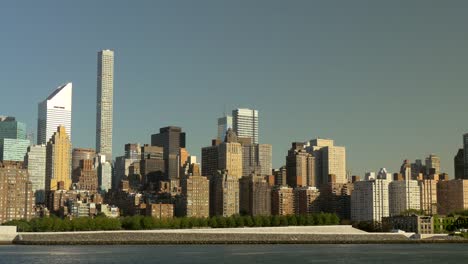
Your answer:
[3,226,466,245]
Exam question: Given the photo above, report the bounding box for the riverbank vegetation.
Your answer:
[3,213,340,232]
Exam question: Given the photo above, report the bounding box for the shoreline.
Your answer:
[4,226,466,245]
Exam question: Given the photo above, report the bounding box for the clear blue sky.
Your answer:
[1,0,467,177]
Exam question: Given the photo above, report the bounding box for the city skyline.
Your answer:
[1,1,467,176]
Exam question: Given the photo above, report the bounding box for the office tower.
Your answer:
[351,168,391,222]
[72,148,96,183]
[46,126,71,191]
[437,179,468,215]
[0,161,35,224]
[425,154,440,176]
[201,128,243,179]
[242,143,272,177]
[25,145,46,203]
[95,154,112,192]
[319,175,354,220]
[75,159,98,191]
[286,142,315,188]
[0,117,30,162]
[273,166,287,186]
[271,186,294,216]
[464,134,468,179]
[140,145,165,185]
[96,50,114,162]
[151,126,186,181]
[232,108,259,144]
[210,170,240,217]
[239,174,271,216]
[178,164,210,218]
[0,116,26,140]
[306,138,346,186]
[125,143,141,160]
[294,186,321,215]
[419,174,438,215]
[388,162,420,216]
[37,83,72,145]
[217,115,232,140]
[455,149,465,179]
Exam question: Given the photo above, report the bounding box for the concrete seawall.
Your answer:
[4,226,466,245]
[0,226,17,244]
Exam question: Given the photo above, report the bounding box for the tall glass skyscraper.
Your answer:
[217,115,232,141]
[96,49,114,162]
[0,116,30,162]
[37,83,72,145]
[232,108,259,144]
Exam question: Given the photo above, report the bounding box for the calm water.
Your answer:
[1,244,468,263]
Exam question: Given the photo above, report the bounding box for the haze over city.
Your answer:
[1,0,467,176]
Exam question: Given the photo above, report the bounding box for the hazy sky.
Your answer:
[1,0,467,177]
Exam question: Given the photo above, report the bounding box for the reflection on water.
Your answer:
[1,244,468,264]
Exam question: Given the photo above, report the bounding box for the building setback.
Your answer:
[96,50,114,162]
[46,126,72,191]
[306,138,346,186]
[286,142,315,188]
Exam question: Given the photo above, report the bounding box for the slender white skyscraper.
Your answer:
[96,50,114,162]
[232,108,259,144]
[37,83,72,145]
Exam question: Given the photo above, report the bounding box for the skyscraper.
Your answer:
[464,133,468,179]
[96,49,114,162]
[455,149,465,179]
[46,126,71,191]
[0,117,30,162]
[306,138,346,185]
[242,143,272,177]
[37,83,72,145]
[151,126,186,182]
[0,116,26,140]
[286,142,315,188]
[425,154,440,176]
[25,145,47,203]
[217,115,232,141]
[232,108,259,144]
[389,162,421,216]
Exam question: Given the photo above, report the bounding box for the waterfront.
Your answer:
[1,244,468,263]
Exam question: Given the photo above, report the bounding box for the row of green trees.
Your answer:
[4,213,340,232]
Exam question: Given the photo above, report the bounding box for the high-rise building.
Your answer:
[306,138,346,185]
[96,50,114,162]
[0,161,35,224]
[319,175,354,220]
[37,83,72,145]
[271,186,295,216]
[425,154,440,176]
[242,143,272,177]
[239,174,271,216]
[286,142,315,187]
[72,148,95,182]
[75,159,98,191]
[125,143,141,160]
[464,133,468,179]
[95,154,112,192]
[210,170,240,217]
[46,126,71,191]
[178,164,210,218]
[351,168,391,222]
[273,166,287,186]
[232,108,259,144]
[410,159,424,180]
[25,145,47,203]
[389,162,420,216]
[0,116,26,140]
[419,175,438,215]
[151,126,186,181]
[437,179,468,215]
[140,145,165,185]
[0,117,29,162]
[217,115,232,141]
[294,186,321,215]
[455,149,465,179]
[201,129,243,180]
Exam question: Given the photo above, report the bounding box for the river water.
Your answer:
[1,244,467,263]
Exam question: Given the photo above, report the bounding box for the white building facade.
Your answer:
[232,108,259,144]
